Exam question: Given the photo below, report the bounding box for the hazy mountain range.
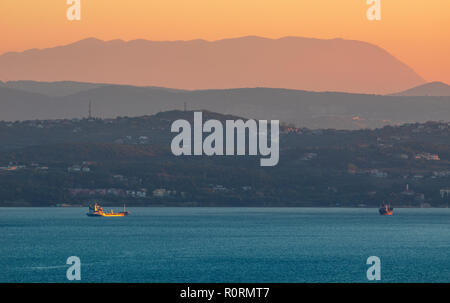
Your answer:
[0,36,425,94]
[1,80,449,129]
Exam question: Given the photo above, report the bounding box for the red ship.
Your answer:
[379,203,394,216]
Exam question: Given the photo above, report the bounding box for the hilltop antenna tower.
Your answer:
[184,102,187,112]
[88,100,92,119]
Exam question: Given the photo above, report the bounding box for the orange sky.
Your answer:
[1,0,449,84]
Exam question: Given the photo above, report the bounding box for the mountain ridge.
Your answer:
[1,81,449,129]
[0,36,424,94]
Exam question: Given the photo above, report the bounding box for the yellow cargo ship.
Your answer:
[87,202,129,217]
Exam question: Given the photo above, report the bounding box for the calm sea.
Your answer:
[0,207,449,283]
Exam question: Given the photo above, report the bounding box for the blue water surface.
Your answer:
[0,207,449,282]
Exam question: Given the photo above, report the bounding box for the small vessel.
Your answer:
[87,202,129,217]
[379,203,394,216]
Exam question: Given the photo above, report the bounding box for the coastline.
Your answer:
[0,204,448,208]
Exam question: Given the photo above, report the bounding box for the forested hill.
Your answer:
[0,111,449,207]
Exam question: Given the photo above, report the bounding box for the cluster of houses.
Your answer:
[432,171,450,178]
[152,188,179,198]
[68,187,190,199]
[368,169,388,178]
[0,162,48,172]
[348,166,389,178]
[205,184,253,193]
[0,164,26,171]
[68,188,148,198]
[67,161,96,173]
[114,135,150,145]
[281,127,302,135]
[414,152,440,161]
[410,122,450,134]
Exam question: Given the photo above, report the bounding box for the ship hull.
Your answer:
[379,208,394,215]
[101,212,128,217]
[379,211,393,216]
[86,212,128,217]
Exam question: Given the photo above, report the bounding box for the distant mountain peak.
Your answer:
[392,81,450,96]
[70,37,104,44]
